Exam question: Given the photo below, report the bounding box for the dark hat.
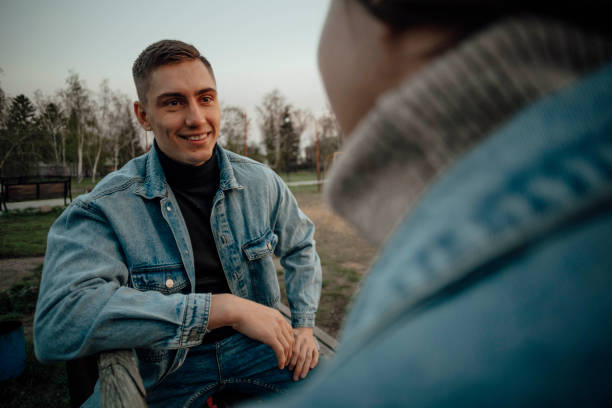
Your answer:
[357,0,607,32]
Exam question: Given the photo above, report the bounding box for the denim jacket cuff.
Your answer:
[179,293,211,347]
[291,312,316,328]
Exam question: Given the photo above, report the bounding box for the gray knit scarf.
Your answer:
[325,16,612,246]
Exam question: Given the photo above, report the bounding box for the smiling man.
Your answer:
[34,40,322,407]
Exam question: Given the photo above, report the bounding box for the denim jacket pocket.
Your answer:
[242,230,278,261]
[242,230,280,306]
[129,263,190,295]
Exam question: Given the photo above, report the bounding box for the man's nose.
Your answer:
[185,103,206,127]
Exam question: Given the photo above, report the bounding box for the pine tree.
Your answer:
[1,94,38,173]
[278,106,300,173]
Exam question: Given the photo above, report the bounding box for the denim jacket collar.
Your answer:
[215,145,244,191]
[339,62,612,345]
[136,143,243,200]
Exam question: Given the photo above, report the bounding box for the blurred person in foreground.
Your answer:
[34,39,321,407]
[261,0,612,406]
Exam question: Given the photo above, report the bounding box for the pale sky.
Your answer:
[0,0,331,141]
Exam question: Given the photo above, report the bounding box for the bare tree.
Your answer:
[110,93,142,170]
[33,90,68,166]
[220,105,250,155]
[290,107,309,138]
[40,102,66,166]
[304,108,342,172]
[257,89,286,169]
[62,72,94,182]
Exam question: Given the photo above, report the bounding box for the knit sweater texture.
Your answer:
[325,16,612,246]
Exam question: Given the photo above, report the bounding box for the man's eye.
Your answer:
[201,96,213,103]
[165,99,181,107]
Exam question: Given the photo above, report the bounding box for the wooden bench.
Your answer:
[0,175,72,211]
[68,306,337,407]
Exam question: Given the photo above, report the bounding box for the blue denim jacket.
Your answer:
[34,145,321,385]
[265,63,612,406]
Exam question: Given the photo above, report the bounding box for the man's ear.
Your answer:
[134,101,152,131]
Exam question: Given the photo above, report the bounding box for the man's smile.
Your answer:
[178,131,213,142]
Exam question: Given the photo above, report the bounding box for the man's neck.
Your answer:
[155,141,219,189]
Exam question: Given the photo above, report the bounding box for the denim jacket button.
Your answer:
[166,205,171,212]
[165,278,174,289]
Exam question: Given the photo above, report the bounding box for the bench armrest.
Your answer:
[98,350,147,408]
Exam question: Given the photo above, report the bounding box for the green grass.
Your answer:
[278,171,325,194]
[71,179,99,194]
[74,171,320,195]
[0,208,64,258]
[288,183,322,194]
[278,170,321,183]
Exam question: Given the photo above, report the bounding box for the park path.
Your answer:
[2,180,323,211]
[0,256,44,292]
[4,198,67,211]
[0,257,44,341]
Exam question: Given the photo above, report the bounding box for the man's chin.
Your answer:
[182,151,214,167]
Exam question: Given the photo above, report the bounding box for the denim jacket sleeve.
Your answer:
[271,174,322,328]
[34,199,210,363]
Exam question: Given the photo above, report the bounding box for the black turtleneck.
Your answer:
[156,143,235,342]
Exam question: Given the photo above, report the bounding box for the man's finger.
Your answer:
[290,337,302,370]
[282,323,294,364]
[283,321,294,344]
[277,333,291,369]
[311,347,319,369]
[300,350,314,379]
[279,330,291,368]
[293,348,308,381]
[271,340,286,369]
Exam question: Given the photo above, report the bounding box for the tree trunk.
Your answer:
[77,122,84,182]
[51,132,60,165]
[275,132,281,170]
[77,142,84,182]
[113,141,119,171]
[61,134,66,168]
[91,144,102,183]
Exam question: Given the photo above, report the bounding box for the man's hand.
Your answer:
[209,294,294,369]
[289,327,319,381]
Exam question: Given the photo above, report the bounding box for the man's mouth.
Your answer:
[179,131,212,141]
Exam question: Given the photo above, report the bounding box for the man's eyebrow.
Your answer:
[155,88,216,103]
[196,87,217,96]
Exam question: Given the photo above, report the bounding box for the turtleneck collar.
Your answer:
[325,16,612,247]
[156,141,220,190]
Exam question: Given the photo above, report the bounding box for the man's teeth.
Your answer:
[185,134,206,141]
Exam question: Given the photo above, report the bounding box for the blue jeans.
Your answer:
[146,333,305,407]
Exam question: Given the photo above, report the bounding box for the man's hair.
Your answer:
[132,39,215,104]
[356,0,609,35]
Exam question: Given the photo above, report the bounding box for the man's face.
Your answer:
[134,59,220,166]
